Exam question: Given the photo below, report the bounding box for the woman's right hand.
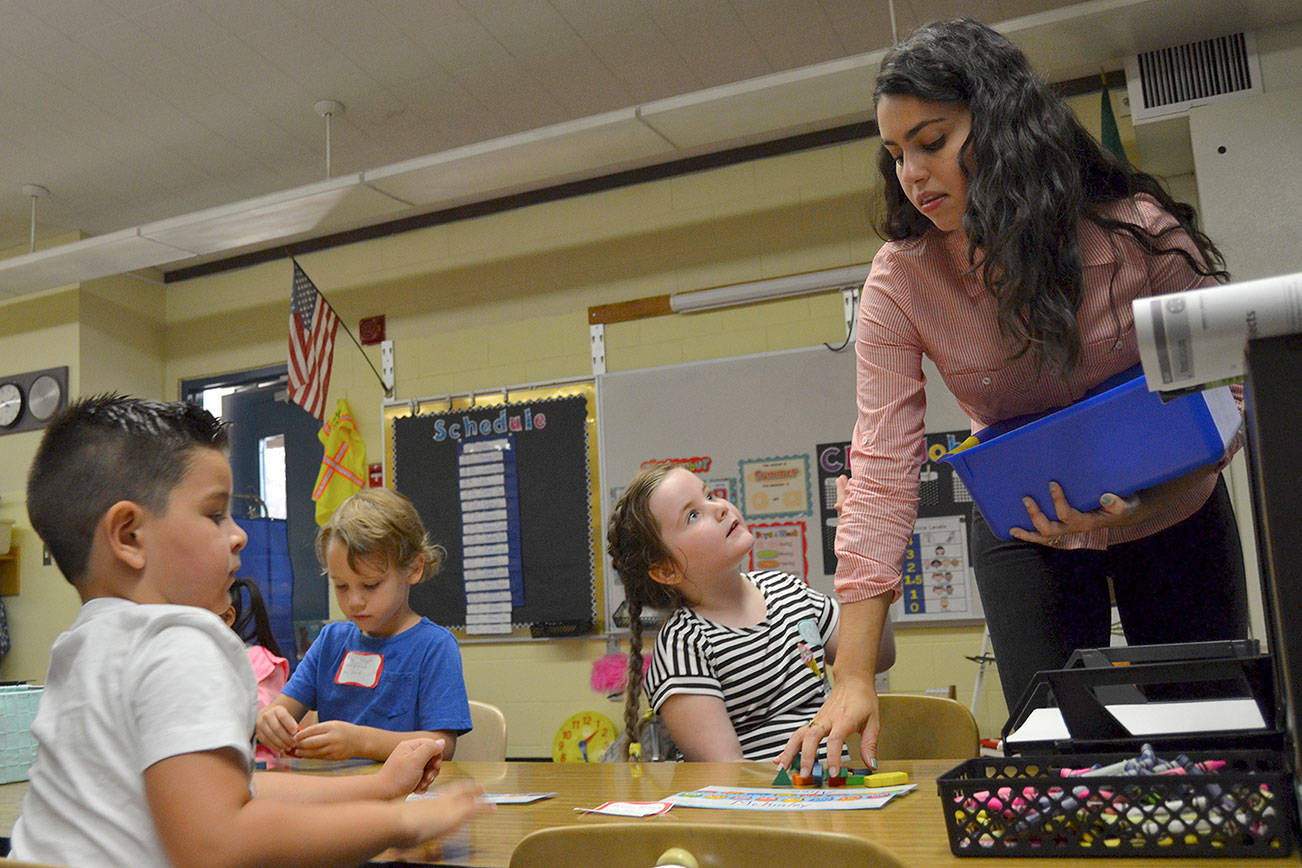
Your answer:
[776,671,880,777]
[778,593,891,775]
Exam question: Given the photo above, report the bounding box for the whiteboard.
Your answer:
[596,344,981,629]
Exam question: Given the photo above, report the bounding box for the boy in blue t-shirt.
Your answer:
[257,488,472,761]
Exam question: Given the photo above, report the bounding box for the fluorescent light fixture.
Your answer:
[141,174,410,256]
[638,51,883,149]
[0,228,193,298]
[668,264,869,313]
[365,108,675,206]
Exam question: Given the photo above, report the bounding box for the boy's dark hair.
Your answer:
[26,394,229,584]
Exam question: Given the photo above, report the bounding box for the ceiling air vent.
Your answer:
[1125,31,1262,124]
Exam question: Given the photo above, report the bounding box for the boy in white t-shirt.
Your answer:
[11,395,490,868]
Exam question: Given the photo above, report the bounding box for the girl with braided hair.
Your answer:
[607,464,892,761]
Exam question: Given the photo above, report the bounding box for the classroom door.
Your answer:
[222,383,328,627]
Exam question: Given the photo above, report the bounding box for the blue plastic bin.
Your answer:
[942,372,1239,540]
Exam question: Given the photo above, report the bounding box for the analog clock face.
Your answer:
[551,710,618,763]
[0,383,22,428]
[27,373,63,422]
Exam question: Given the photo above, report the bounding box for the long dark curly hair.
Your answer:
[873,17,1228,375]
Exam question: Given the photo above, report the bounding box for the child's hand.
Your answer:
[291,719,366,761]
[256,705,302,756]
[394,780,494,848]
[377,737,447,798]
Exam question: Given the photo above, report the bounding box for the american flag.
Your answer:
[288,262,338,421]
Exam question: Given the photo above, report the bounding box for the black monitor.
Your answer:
[1242,333,1302,826]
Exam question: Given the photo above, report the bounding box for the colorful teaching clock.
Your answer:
[551,710,618,763]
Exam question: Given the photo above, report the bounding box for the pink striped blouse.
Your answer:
[835,194,1234,604]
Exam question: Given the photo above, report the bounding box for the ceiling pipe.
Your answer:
[315,100,345,179]
[22,184,49,253]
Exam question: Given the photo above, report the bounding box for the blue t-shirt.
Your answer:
[281,617,472,734]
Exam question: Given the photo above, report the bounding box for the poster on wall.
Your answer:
[817,431,983,624]
[738,454,811,518]
[899,515,973,618]
[748,521,808,580]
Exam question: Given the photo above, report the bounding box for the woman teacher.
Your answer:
[779,18,1248,775]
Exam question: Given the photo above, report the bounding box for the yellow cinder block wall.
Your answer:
[0,291,84,684]
[0,279,168,685]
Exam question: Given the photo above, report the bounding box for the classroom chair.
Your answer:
[507,822,905,868]
[848,692,981,761]
[455,700,508,761]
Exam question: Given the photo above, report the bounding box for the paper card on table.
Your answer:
[575,800,673,817]
[664,785,913,811]
[406,791,555,804]
[482,792,558,804]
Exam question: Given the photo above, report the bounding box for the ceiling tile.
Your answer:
[643,0,772,85]
[18,0,127,37]
[129,2,229,51]
[551,0,702,99]
[728,0,848,67]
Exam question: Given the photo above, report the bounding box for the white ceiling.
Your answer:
[0,0,1298,295]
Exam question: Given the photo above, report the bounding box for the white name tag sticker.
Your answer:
[335,651,383,687]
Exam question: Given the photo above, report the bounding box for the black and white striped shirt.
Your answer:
[646,570,839,761]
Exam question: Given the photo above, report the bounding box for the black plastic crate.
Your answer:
[937,750,1296,857]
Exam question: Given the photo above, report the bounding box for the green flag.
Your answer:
[1100,87,1127,163]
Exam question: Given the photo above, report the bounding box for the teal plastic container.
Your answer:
[941,370,1239,540]
[0,683,42,783]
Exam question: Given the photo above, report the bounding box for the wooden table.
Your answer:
[2,760,1292,866]
[359,759,1291,867]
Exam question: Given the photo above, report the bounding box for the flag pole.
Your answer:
[293,259,393,395]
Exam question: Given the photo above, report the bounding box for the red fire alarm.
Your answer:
[359,315,386,345]
[368,463,384,487]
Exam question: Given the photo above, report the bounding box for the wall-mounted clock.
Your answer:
[0,382,23,428]
[0,366,68,435]
[27,373,63,422]
[551,710,618,763]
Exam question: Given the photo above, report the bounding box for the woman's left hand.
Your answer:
[1009,463,1217,544]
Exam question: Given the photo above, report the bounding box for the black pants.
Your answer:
[971,475,1249,717]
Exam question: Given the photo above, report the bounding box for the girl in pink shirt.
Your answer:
[220,577,290,764]
[781,17,1248,777]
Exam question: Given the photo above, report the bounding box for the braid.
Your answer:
[622,597,646,759]
[606,463,692,761]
